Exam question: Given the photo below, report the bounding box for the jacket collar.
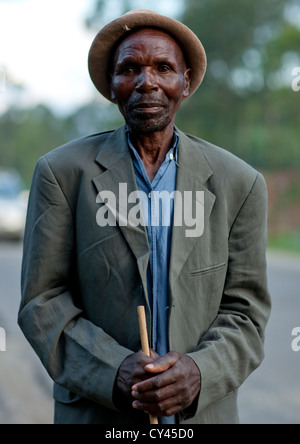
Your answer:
[94,125,130,170]
[175,126,213,183]
[94,125,214,182]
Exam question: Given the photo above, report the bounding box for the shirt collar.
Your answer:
[125,127,179,164]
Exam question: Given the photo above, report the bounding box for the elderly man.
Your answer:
[18,10,271,424]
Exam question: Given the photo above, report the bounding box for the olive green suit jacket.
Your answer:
[18,125,271,424]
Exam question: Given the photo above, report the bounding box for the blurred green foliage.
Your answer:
[0,102,123,186]
[268,231,300,252]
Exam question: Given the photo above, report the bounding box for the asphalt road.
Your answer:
[0,241,299,424]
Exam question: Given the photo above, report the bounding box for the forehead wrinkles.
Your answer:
[113,28,187,69]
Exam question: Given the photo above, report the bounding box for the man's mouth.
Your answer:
[133,103,165,111]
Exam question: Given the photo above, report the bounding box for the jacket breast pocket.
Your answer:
[189,261,228,319]
[190,262,228,277]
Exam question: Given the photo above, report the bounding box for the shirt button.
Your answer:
[170,153,174,161]
[148,192,152,199]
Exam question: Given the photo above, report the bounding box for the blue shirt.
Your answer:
[127,131,179,357]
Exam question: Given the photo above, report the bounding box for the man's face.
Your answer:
[110,28,192,135]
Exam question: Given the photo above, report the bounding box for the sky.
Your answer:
[0,0,102,114]
[0,0,183,115]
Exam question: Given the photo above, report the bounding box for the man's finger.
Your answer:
[132,394,182,417]
[132,378,178,404]
[149,349,160,360]
[144,351,179,374]
[132,364,178,393]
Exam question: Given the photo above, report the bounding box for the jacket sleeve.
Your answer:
[18,156,133,410]
[186,172,271,417]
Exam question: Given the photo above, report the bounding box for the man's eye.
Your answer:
[122,66,136,74]
[158,65,171,72]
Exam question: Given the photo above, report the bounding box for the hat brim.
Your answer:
[88,9,207,103]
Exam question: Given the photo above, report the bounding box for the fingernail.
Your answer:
[146,364,154,369]
[132,391,139,398]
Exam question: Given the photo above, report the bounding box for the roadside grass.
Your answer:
[268,231,300,254]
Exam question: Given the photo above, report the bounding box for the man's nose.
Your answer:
[135,68,158,93]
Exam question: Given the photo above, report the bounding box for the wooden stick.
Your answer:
[137,306,159,425]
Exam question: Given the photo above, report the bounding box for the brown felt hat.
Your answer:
[88,9,207,102]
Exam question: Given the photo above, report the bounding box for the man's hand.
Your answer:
[131,352,201,417]
[115,349,160,406]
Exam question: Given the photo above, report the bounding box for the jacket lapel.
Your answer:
[92,126,150,293]
[169,129,216,287]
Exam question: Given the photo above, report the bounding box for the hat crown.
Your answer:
[124,9,158,16]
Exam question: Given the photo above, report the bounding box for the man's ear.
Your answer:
[110,87,116,103]
[111,91,116,101]
[109,72,117,102]
[183,68,192,98]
